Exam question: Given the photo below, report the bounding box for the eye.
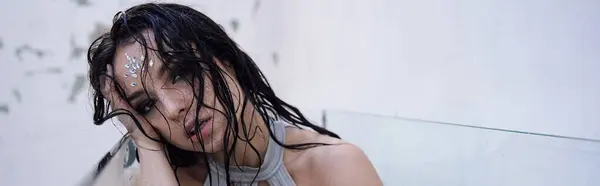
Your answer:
[135,99,155,115]
[172,74,182,83]
[168,64,183,83]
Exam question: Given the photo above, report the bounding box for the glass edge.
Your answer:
[77,135,133,186]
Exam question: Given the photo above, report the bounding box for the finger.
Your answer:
[101,66,123,112]
[100,65,114,99]
[100,66,154,137]
[101,65,129,111]
[101,65,135,131]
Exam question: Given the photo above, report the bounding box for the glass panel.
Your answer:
[324,110,600,186]
[79,136,139,186]
[80,110,600,186]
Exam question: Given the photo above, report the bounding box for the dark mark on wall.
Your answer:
[68,75,86,103]
[73,0,91,6]
[0,104,8,114]
[0,38,3,49]
[124,140,136,168]
[24,67,63,77]
[24,71,34,77]
[322,110,327,128]
[272,52,279,66]
[71,36,86,60]
[46,67,62,74]
[253,0,261,16]
[230,19,240,33]
[15,45,46,61]
[13,89,21,103]
[89,23,109,43]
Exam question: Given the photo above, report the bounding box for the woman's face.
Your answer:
[110,34,241,153]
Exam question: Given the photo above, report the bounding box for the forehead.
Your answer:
[112,40,162,96]
[114,43,143,76]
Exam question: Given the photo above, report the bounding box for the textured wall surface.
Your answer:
[0,0,280,185]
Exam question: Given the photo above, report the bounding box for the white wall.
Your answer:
[1,0,599,185]
[275,0,600,140]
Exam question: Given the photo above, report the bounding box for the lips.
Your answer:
[185,117,210,137]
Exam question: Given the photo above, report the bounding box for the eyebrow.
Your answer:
[126,61,166,103]
[126,90,146,103]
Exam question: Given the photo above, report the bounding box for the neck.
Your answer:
[211,108,270,168]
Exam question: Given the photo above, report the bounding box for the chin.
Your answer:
[199,120,229,153]
[164,126,225,152]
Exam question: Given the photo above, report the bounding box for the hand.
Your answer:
[101,64,163,150]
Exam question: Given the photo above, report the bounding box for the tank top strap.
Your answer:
[204,120,295,186]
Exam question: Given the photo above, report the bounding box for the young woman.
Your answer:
[88,3,382,186]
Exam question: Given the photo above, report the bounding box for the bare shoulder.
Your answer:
[306,140,383,186]
[284,127,383,186]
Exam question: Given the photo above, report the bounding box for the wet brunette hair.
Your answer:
[87,3,339,185]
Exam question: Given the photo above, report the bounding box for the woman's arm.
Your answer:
[135,147,179,186]
[101,65,179,186]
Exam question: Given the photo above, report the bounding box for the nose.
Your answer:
[161,94,186,122]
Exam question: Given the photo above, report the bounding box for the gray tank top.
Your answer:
[203,120,296,186]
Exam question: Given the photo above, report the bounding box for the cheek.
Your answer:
[147,119,187,143]
[141,116,172,140]
[145,113,176,129]
[191,73,241,119]
[194,75,218,108]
